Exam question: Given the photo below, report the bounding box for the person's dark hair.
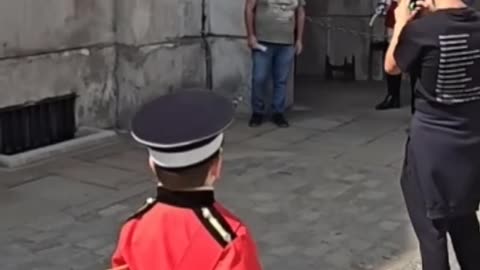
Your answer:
[153,151,221,189]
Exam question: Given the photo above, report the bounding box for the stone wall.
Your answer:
[4,1,475,130]
[0,0,116,128]
[208,0,252,112]
[0,0,261,129]
[296,0,385,81]
[114,0,207,128]
[297,1,480,81]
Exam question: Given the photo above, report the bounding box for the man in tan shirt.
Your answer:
[244,0,306,128]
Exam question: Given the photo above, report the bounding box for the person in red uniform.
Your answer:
[110,91,263,270]
[373,0,417,112]
[375,0,403,110]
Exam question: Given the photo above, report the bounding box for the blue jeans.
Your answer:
[251,43,295,114]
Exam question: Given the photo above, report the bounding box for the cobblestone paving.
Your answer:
[0,82,467,269]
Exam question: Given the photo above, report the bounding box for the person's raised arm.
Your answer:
[244,0,259,48]
[385,0,421,74]
[384,22,406,74]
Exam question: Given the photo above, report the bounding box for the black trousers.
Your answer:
[384,73,416,114]
[386,73,402,98]
[409,74,417,114]
[401,144,480,270]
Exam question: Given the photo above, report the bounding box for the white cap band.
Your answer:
[148,133,223,168]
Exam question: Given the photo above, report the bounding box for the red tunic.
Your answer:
[385,1,398,29]
[111,188,262,270]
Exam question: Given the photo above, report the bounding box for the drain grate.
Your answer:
[0,94,77,155]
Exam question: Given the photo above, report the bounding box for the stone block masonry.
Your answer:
[296,0,480,80]
[115,41,207,128]
[207,0,246,37]
[0,0,117,130]
[0,48,117,129]
[114,0,203,46]
[0,0,259,130]
[296,0,386,80]
[2,0,393,130]
[0,0,115,58]
[209,38,251,112]
[113,0,208,127]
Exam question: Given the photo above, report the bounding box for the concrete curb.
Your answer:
[0,127,117,169]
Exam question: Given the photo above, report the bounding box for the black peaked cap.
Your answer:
[131,90,234,167]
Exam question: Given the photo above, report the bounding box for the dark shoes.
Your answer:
[375,95,400,110]
[249,113,289,128]
[249,113,264,127]
[272,113,289,128]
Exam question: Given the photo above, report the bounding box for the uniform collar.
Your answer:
[156,186,215,208]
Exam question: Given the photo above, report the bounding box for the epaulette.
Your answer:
[193,206,237,248]
[127,197,157,221]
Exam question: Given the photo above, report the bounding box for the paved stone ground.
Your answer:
[0,81,468,269]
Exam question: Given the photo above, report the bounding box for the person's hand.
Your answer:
[414,0,436,14]
[394,0,422,26]
[295,40,303,55]
[247,35,259,49]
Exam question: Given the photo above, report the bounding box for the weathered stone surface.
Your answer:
[209,38,251,112]
[115,0,203,45]
[11,175,113,206]
[2,82,467,269]
[324,17,371,81]
[307,0,376,16]
[0,47,116,128]
[298,17,385,80]
[0,191,63,231]
[297,0,387,80]
[298,17,382,80]
[296,20,329,78]
[44,158,144,189]
[209,38,294,113]
[0,0,114,58]
[116,41,206,128]
[207,0,246,36]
